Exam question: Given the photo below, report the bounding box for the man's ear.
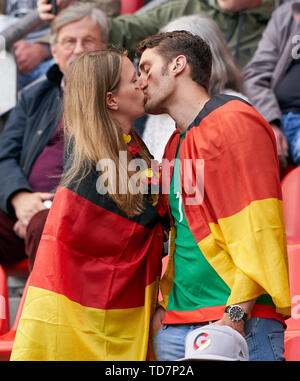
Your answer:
[170,55,187,76]
[106,92,118,111]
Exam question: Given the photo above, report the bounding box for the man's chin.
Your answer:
[144,101,162,115]
[145,106,164,115]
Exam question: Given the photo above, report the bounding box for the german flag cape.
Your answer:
[11,169,164,361]
[160,94,291,323]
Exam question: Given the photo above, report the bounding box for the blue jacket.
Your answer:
[0,64,63,217]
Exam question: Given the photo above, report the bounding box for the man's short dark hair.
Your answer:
[136,30,212,90]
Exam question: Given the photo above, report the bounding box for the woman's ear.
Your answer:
[106,92,118,111]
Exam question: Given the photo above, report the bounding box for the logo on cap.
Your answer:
[193,332,211,351]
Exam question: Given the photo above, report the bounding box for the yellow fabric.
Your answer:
[11,282,157,361]
[159,198,291,317]
[159,226,176,310]
[199,198,290,316]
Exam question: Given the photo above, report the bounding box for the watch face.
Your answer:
[229,305,243,321]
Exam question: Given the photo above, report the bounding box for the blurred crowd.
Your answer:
[0,0,297,362]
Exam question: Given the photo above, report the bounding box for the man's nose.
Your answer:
[139,76,148,89]
[72,40,86,55]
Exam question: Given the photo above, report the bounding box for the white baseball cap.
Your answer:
[178,324,249,361]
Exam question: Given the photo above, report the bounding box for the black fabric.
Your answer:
[187,93,251,132]
[0,64,63,216]
[275,57,300,114]
[66,166,162,229]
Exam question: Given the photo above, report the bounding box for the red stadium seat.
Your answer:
[284,333,300,361]
[284,244,300,360]
[280,164,296,181]
[285,245,300,332]
[0,274,30,361]
[282,168,300,360]
[0,266,9,336]
[281,167,300,244]
[121,0,144,14]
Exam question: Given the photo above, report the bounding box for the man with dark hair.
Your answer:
[137,31,212,91]
[136,31,291,361]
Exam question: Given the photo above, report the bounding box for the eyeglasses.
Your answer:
[56,38,99,51]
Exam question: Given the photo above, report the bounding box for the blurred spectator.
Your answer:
[39,0,273,140]
[39,0,275,69]
[90,0,120,17]
[0,0,120,89]
[244,0,300,168]
[0,2,108,271]
[135,0,174,14]
[110,0,275,68]
[0,0,54,89]
[142,14,248,162]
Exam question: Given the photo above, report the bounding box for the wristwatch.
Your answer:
[225,305,248,322]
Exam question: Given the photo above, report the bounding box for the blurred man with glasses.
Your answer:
[0,2,107,271]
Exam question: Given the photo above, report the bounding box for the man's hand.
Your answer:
[13,220,27,239]
[271,124,289,168]
[37,0,75,22]
[13,41,49,74]
[11,191,54,228]
[150,306,165,338]
[213,299,257,336]
[213,313,246,336]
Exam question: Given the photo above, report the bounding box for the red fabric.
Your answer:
[162,98,282,245]
[30,186,164,310]
[121,0,144,14]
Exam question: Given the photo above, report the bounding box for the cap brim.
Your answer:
[177,354,242,361]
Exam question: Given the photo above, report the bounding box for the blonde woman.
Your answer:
[11,50,165,361]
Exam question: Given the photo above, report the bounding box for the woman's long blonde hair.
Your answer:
[63,49,151,217]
